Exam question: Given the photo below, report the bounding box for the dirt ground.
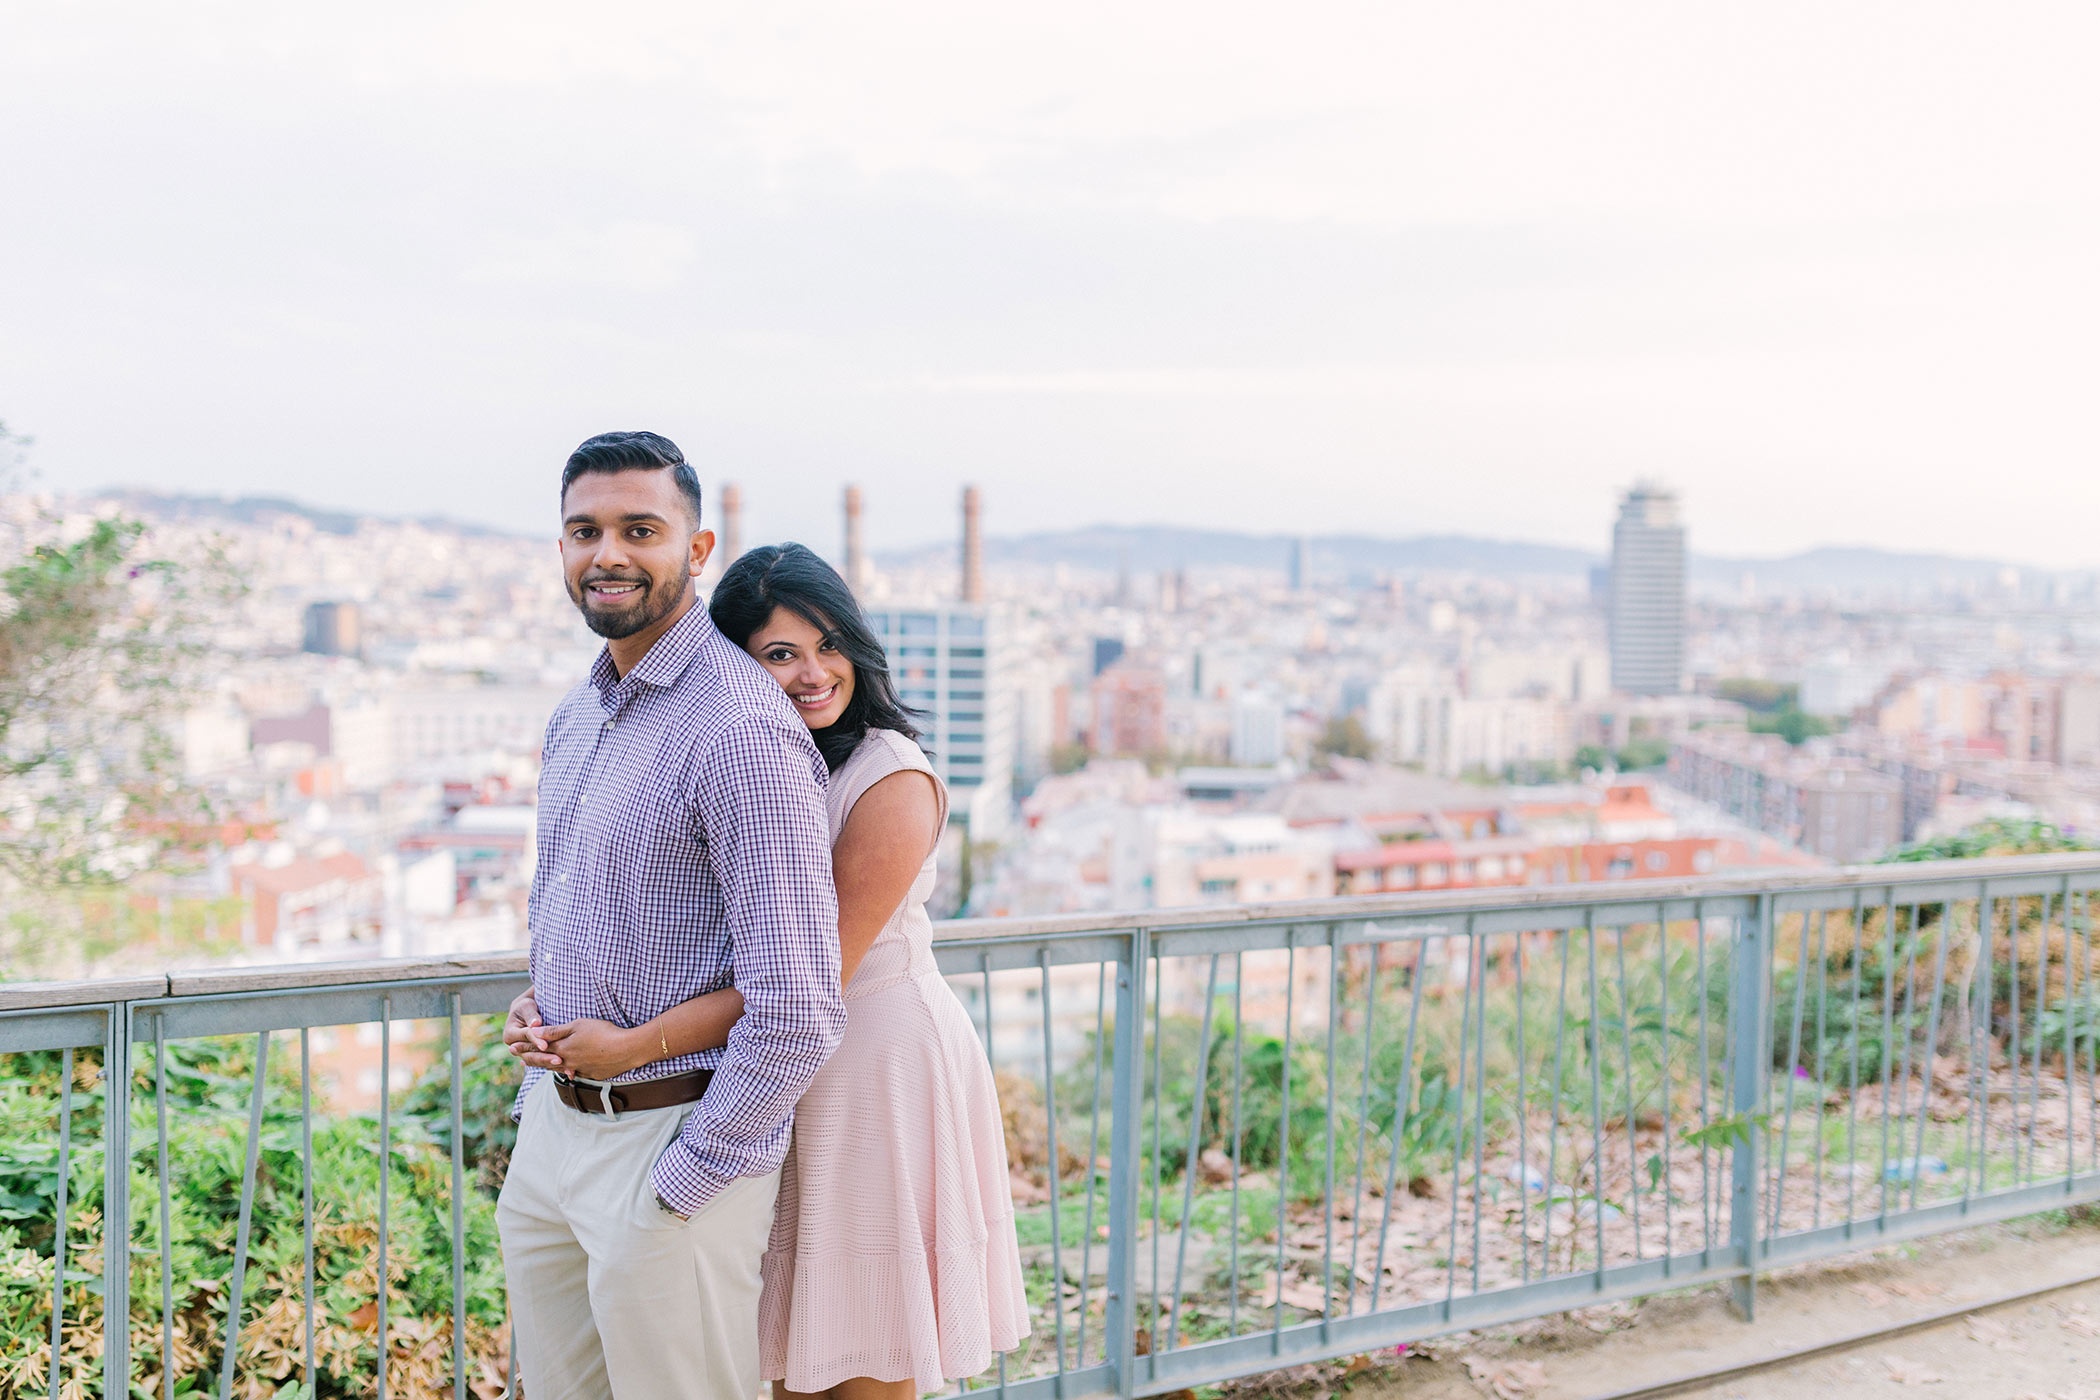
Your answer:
[1218,1214,2100,1400]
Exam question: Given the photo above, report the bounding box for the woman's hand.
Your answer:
[501,989,546,1060]
[535,1018,646,1081]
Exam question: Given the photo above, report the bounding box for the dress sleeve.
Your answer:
[835,730,947,834]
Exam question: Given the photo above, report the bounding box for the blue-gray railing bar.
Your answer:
[1074,962,1107,1370]
[106,1007,132,1400]
[1728,895,1767,1318]
[1162,953,1216,1352]
[451,994,467,1400]
[51,1045,70,1400]
[302,1025,316,1394]
[378,998,392,1400]
[1105,926,1145,1400]
[217,1032,269,1400]
[9,854,2100,1400]
[156,1016,173,1400]
[1035,949,1068,1391]
[1269,944,1294,1358]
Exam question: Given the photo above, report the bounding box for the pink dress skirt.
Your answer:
[757,728,1029,1393]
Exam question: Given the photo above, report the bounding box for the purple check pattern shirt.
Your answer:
[516,601,844,1214]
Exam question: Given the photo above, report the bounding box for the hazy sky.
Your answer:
[5,3,2097,565]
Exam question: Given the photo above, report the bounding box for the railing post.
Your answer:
[1105,926,1148,1400]
[104,1000,133,1400]
[1728,896,1771,1320]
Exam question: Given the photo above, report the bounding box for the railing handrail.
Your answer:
[4,850,2096,1014]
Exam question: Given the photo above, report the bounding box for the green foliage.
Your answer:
[0,461,245,972]
[1614,738,1670,771]
[1572,745,1612,774]
[1885,818,2092,863]
[1680,1109,1769,1152]
[397,1017,522,1192]
[1314,714,1375,761]
[1748,707,1834,745]
[1712,678,1797,713]
[0,1032,511,1399]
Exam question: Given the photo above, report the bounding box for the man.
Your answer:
[495,431,845,1399]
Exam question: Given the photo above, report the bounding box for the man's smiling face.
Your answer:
[559,467,705,642]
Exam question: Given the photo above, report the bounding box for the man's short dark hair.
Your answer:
[561,431,705,529]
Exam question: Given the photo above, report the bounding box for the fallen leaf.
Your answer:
[1277,1278,1330,1313]
[1883,1354,1944,1385]
[2061,1314,2100,1339]
[1966,1314,2019,1350]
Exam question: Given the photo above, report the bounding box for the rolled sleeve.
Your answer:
[650,715,844,1213]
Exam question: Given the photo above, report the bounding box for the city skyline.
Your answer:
[42,479,2096,584]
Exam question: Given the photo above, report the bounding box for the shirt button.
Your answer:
[558,874,570,885]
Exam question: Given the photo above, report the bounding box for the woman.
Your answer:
[504,542,1027,1400]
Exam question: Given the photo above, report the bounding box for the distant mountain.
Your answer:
[1689,546,2019,593]
[90,489,519,539]
[879,525,1598,578]
[879,524,2048,595]
[90,493,2051,596]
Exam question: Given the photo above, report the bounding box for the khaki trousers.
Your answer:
[496,1077,781,1400]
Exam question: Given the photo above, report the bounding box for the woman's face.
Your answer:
[744,605,856,730]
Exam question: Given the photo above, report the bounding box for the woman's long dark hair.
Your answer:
[709,542,922,772]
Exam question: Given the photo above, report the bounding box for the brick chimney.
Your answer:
[961,485,983,604]
[843,484,867,591]
[719,482,743,566]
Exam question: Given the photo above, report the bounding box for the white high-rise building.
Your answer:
[1229,689,1285,766]
[865,603,1013,838]
[1609,484,1687,696]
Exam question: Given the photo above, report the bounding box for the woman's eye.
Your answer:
[768,650,795,663]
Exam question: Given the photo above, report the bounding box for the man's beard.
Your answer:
[570,570,685,640]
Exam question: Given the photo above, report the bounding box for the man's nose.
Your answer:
[591,533,633,571]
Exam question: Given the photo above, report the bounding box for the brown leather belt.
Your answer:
[553,1069,712,1118]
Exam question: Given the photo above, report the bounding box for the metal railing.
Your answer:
[4,854,2097,1399]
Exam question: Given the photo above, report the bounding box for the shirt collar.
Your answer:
[589,597,716,703]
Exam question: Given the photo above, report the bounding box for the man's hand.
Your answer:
[536,1018,646,1080]
[501,989,548,1061]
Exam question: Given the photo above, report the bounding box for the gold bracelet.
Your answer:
[660,1029,669,1058]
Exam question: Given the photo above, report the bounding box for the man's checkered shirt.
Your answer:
[516,600,844,1215]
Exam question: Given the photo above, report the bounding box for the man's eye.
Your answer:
[630,528,654,540]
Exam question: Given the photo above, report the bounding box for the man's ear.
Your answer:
[689,528,717,577]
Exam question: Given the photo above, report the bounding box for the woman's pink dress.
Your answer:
[758,727,1029,1393]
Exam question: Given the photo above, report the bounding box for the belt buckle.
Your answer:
[557,1072,625,1122]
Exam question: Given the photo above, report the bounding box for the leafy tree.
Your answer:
[1712,678,1795,713]
[1572,744,1612,774]
[1748,707,1834,745]
[1314,714,1374,761]
[1615,737,1670,771]
[1883,817,2091,863]
[0,428,241,970]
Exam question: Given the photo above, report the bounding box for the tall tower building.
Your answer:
[1608,484,1687,696]
[961,485,984,604]
[843,485,868,591]
[864,602,1011,838]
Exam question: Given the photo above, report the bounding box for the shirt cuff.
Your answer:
[648,1135,726,1217]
